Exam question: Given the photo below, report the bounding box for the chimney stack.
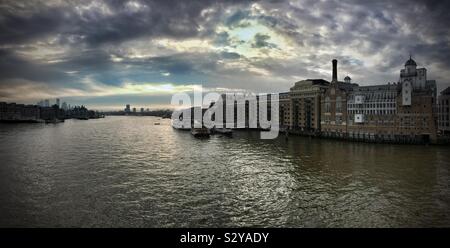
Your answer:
[332,59,337,82]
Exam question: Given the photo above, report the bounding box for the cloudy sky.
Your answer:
[1,0,449,110]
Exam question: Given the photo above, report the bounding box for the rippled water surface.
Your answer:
[0,116,449,227]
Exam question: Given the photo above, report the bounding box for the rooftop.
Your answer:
[405,56,417,66]
[441,87,450,95]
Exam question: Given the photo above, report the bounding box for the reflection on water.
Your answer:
[0,116,449,227]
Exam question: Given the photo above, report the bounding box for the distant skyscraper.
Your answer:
[132,107,136,113]
[56,98,60,108]
[140,108,144,113]
[44,99,50,107]
[125,104,131,113]
[61,102,68,110]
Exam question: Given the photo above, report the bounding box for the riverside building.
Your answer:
[279,57,439,144]
[0,102,41,122]
[283,79,329,134]
[438,87,450,135]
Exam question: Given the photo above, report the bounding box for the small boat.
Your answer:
[171,120,190,130]
[154,122,160,125]
[213,128,233,137]
[45,119,64,124]
[172,125,190,131]
[191,127,210,138]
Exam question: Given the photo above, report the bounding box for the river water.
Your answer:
[0,116,449,227]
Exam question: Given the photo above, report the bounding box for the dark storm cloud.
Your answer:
[0,1,250,77]
[80,0,207,45]
[262,0,449,82]
[213,31,231,46]
[220,51,241,60]
[0,1,209,45]
[251,33,277,49]
[224,9,252,28]
[0,3,68,44]
[0,0,450,107]
[0,49,69,82]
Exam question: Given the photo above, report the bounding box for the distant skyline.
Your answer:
[1,0,450,110]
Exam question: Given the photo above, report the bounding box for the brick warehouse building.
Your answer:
[280,57,439,144]
[438,87,450,135]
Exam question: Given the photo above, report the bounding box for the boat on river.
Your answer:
[191,127,210,138]
[212,128,233,137]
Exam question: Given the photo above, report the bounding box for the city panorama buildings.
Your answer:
[280,57,440,144]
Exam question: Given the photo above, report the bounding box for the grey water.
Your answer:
[0,116,449,227]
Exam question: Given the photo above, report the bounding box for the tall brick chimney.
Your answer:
[332,59,337,82]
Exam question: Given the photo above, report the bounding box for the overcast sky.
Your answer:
[1,0,449,110]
